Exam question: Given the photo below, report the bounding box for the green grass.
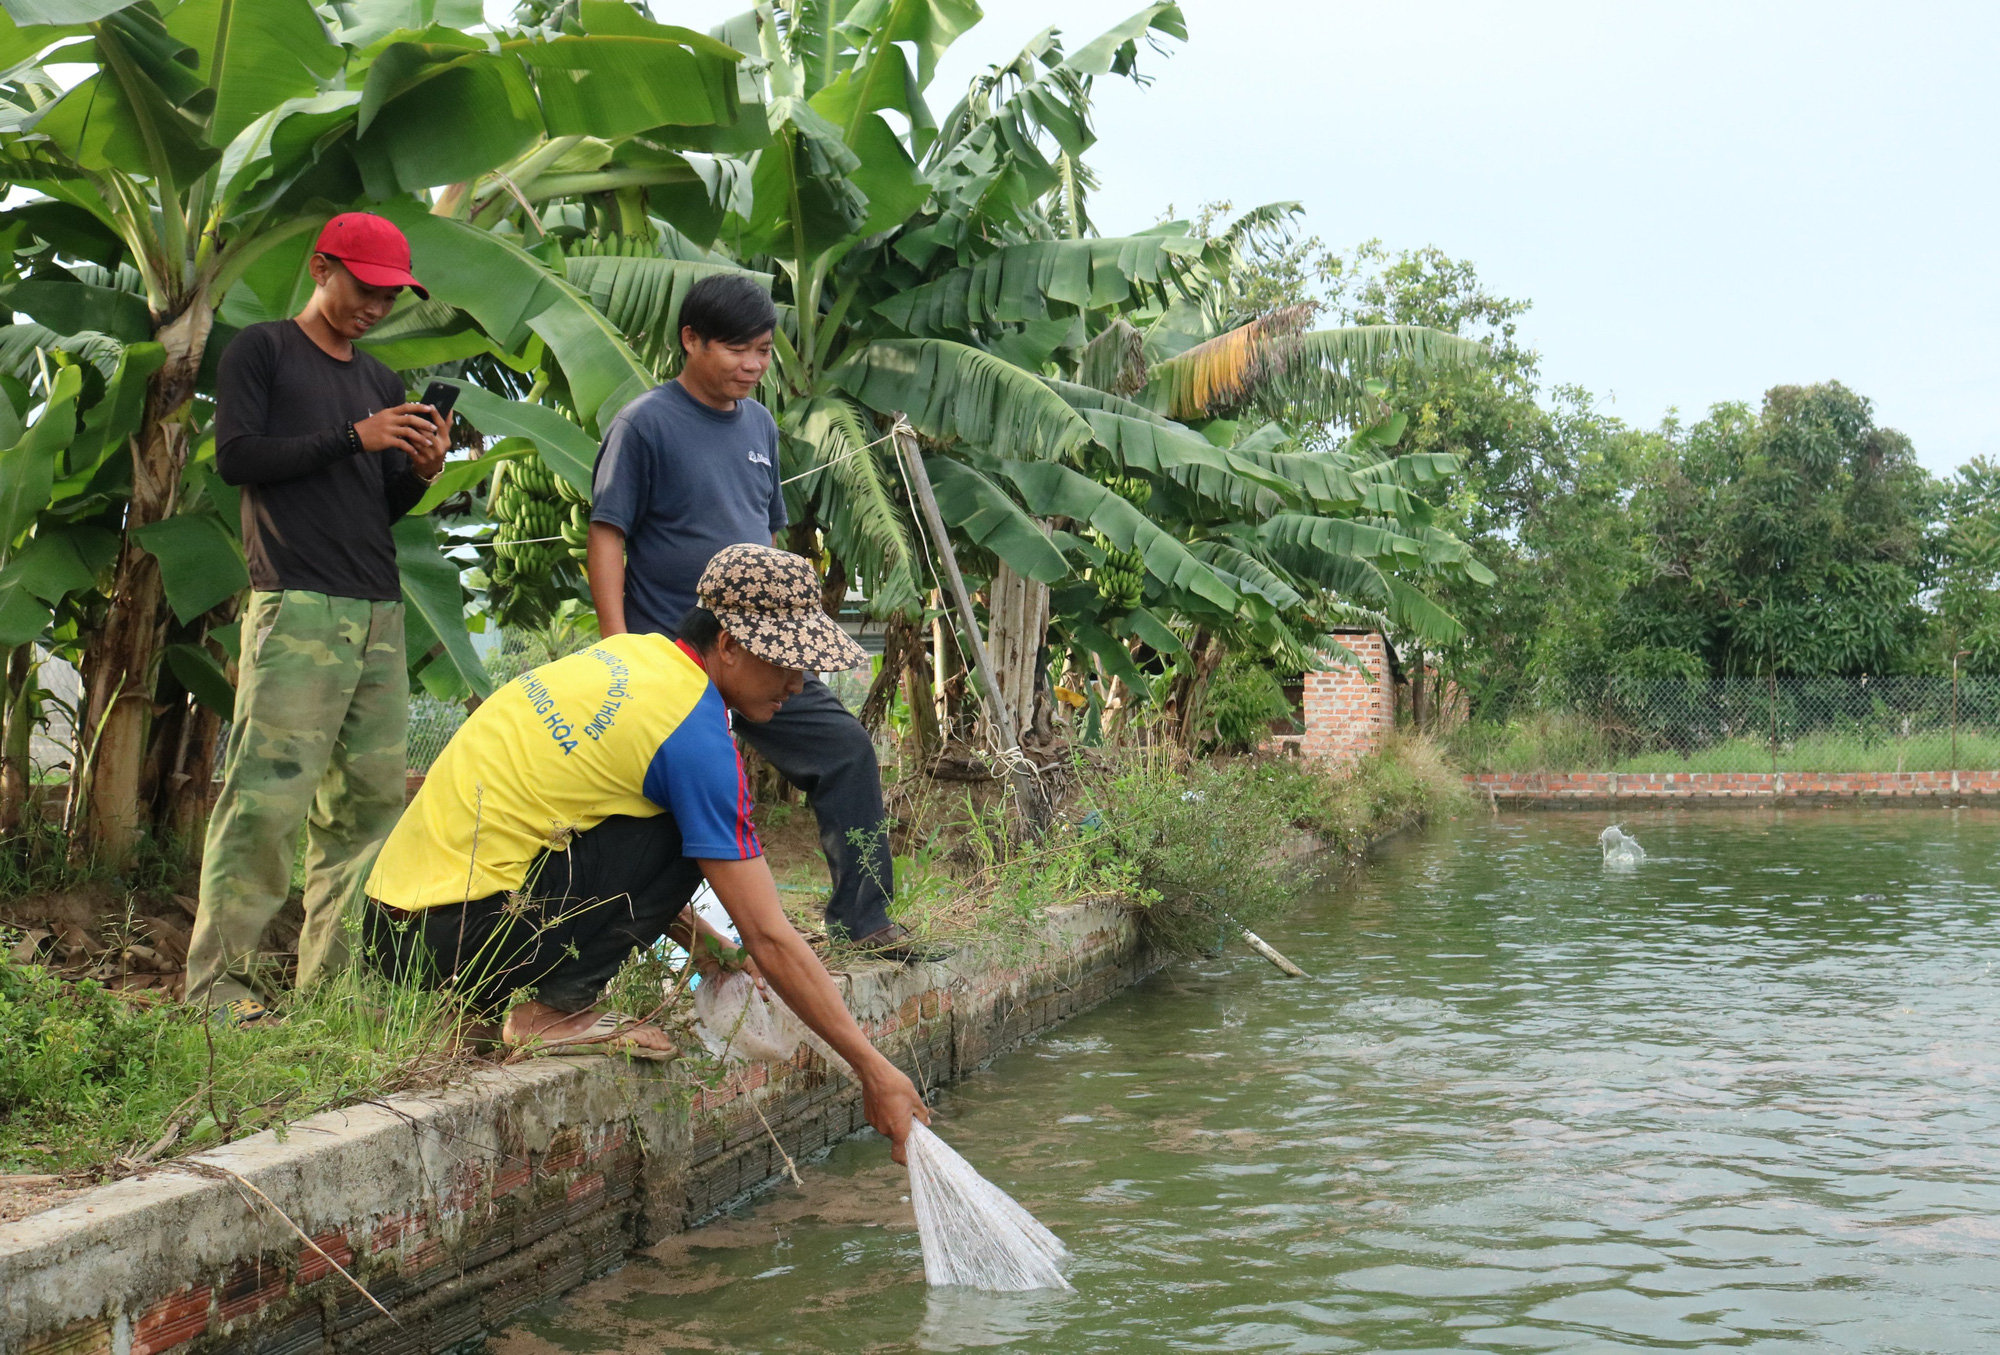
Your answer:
[1065,735,1464,958]
[0,815,197,908]
[1610,730,2000,774]
[1447,710,2000,775]
[0,953,469,1175]
[822,736,1462,963]
[1274,733,1471,854]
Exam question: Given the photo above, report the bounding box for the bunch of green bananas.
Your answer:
[488,455,569,581]
[1106,475,1153,510]
[484,452,596,629]
[1094,543,1145,610]
[1090,475,1153,611]
[555,472,590,562]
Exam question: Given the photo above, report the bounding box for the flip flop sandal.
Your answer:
[521,1012,677,1062]
[213,997,275,1028]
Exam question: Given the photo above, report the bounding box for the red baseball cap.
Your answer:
[312,212,429,299]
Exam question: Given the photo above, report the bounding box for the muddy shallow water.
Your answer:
[492,808,2000,1352]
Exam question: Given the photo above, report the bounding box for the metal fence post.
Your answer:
[1767,669,1779,780]
[1953,650,1970,793]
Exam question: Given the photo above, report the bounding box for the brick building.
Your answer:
[1268,629,1400,764]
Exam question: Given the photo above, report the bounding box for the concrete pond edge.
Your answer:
[1,900,1159,1355]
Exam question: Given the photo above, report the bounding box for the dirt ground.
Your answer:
[0,1179,80,1224]
[0,880,308,1006]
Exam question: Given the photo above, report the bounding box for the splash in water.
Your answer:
[1599,824,1646,868]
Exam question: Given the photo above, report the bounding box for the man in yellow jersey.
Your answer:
[363,544,928,1159]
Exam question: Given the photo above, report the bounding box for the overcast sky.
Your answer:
[580,2,2000,475]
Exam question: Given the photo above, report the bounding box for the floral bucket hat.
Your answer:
[697,544,869,672]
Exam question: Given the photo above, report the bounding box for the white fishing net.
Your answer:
[906,1121,1072,1291]
[690,972,1072,1291]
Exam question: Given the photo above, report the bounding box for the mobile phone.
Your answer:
[419,379,460,421]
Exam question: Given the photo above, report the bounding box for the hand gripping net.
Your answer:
[690,973,1072,1290]
[906,1120,1071,1290]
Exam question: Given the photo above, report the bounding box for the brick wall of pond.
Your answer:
[1467,769,2000,803]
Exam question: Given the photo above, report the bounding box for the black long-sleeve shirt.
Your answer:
[215,319,426,601]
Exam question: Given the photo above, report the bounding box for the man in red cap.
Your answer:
[186,212,450,1022]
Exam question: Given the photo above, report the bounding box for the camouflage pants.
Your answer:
[186,591,408,1007]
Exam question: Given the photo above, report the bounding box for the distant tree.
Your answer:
[1313,243,1657,712]
[1131,229,1947,700]
[1618,382,1936,677]
[1932,456,2000,674]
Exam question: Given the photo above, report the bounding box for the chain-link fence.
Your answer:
[407,693,468,773]
[1449,675,2000,774]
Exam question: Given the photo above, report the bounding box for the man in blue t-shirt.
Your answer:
[587,276,937,962]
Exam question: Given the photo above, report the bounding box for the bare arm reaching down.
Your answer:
[700,855,930,1161]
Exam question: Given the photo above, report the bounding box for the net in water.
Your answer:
[906,1120,1072,1291]
[690,974,1072,1291]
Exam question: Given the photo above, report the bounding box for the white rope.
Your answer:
[778,423,903,487]
[448,535,567,550]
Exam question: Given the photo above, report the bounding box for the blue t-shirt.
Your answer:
[590,380,787,635]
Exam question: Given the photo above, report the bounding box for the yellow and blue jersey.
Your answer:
[367,632,759,911]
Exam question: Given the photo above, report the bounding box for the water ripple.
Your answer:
[493,808,2000,1353]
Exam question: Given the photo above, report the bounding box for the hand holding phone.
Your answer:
[419,379,461,426]
[411,380,460,480]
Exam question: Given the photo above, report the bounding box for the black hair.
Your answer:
[677,274,777,346]
[679,606,724,652]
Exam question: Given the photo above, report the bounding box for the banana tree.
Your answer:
[451,3,1488,754]
[450,6,1210,641]
[0,359,88,834]
[728,0,1227,740]
[0,0,744,860]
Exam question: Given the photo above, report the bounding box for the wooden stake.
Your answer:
[1203,900,1310,977]
[1238,928,1308,978]
[895,422,1050,834]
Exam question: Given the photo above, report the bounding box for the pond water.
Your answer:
[490,808,2000,1353]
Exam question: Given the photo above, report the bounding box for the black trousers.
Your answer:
[735,676,894,940]
[365,813,703,1015]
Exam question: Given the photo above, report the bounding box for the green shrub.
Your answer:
[1069,736,1465,958]
[1443,709,1618,773]
[1284,733,1470,854]
[1084,754,1288,955]
[1200,655,1297,752]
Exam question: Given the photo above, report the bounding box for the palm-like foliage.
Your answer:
[0,0,744,855]
[438,2,1494,733]
[0,1,1489,774]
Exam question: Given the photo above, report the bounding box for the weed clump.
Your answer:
[1284,733,1470,855]
[0,946,470,1176]
[1081,751,1305,956]
[1084,736,1466,957]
